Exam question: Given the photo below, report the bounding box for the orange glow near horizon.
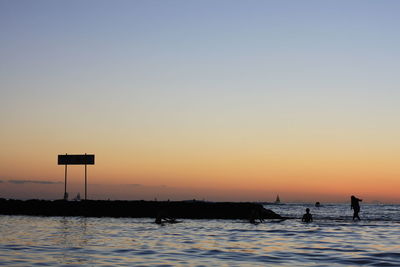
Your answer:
[1,128,399,203]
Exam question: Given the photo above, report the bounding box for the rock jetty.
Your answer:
[0,199,282,220]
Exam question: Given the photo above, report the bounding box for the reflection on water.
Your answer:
[1,204,400,266]
[58,217,91,265]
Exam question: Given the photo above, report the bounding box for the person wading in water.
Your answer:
[302,208,313,223]
[351,195,362,220]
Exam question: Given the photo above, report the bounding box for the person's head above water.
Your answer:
[306,208,310,213]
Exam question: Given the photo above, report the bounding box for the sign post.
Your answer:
[58,154,95,200]
[64,153,68,200]
[85,160,87,200]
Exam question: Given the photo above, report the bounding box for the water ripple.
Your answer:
[1,204,400,266]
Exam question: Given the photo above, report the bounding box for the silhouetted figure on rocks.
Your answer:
[351,195,362,220]
[249,207,265,224]
[155,210,179,225]
[302,208,313,223]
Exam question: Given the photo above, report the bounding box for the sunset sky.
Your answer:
[1,1,400,202]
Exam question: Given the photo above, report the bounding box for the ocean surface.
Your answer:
[1,203,400,266]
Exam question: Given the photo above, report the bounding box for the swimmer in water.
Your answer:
[302,208,313,223]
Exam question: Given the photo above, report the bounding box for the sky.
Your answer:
[1,0,400,203]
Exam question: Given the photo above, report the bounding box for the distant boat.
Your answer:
[275,195,281,204]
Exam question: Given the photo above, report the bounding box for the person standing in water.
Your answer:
[351,195,362,220]
[302,208,313,223]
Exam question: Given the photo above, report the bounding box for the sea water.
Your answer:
[1,203,400,266]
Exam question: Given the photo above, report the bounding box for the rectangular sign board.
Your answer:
[58,154,95,165]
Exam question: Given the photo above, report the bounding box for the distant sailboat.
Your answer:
[275,195,281,204]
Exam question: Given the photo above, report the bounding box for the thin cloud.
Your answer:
[7,180,62,185]
[124,184,168,188]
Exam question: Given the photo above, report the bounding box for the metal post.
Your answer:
[85,164,87,200]
[64,165,67,195]
[84,153,87,200]
[64,153,68,200]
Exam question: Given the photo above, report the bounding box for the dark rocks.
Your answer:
[0,198,281,220]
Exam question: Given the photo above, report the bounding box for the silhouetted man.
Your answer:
[249,207,265,224]
[351,195,362,220]
[155,210,179,225]
[302,208,313,223]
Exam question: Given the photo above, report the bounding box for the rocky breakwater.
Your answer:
[0,199,282,220]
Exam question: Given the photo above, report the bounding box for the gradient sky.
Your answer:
[1,0,400,202]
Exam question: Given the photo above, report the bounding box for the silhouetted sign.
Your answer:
[58,154,95,165]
